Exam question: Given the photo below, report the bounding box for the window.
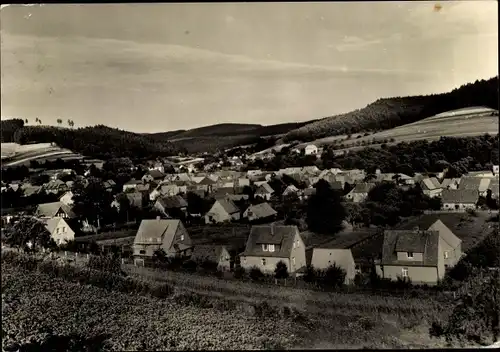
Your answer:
[261,258,266,266]
[407,252,414,259]
[62,227,66,233]
[56,228,60,234]
[402,268,409,278]
[444,251,449,259]
[268,244,275,252]
[262,244,268,251]
[139,250,146,255]
[180,234,185,241]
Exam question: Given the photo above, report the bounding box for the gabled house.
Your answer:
[345,182,375,203]
[205,198,240,224]
[255,183,274,201]
[304,144,318,155]
[488,179,499,199]
[243,202,277,222]
[441,189,479,211]
[282,184,300,197]
[440,178,461,190]
[35,201,76,219]
[172,173,192,182]
[141,169,165,183]
[123,179,142,192]
[21,184,41,197]
[307,246,356,284]
[43,217,75,246]
[190,244,232,271]
[132,219,192,264]
[375,227,461,285]
[195,176,216,193]
[43,179,69,195]
[59,191,74,206]
[154,195,188,218]
[459,177,491,197]
[394,215,463,269]
[239,224,306,274]
[419,177,442,198]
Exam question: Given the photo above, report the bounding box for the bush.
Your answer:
[233,266,246,279]
[249,267,265,281]
[182,259,198,273]
[318,264,346,289]
[274,261,289,280]
[302,265,317,283]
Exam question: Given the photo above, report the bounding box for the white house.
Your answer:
[44,217,75,246]
[493,165,499,175]
[304,145,318,155]
[59,191,74,206]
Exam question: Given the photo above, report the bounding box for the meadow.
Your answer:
[1,250,458,349]
[300,107,498,150]
[1,142,81,167]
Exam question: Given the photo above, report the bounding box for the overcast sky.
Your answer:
[0,2,498,133]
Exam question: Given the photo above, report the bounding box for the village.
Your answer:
[1,142,499,287]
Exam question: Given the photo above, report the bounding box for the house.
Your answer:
[376,226,462,284]
[35,202,76,219]
[236,177,250,188]
[419,177,442,198]
[43,179,69,195]
[205,198,241,224]
[226,194,249,202]
[493,165,499,175]
[59,191,74,206]
[43,217,75,246]
[282,184,300,197]
[103,179,116,192]
[123,179,142,192]
[172,173,192,182]
[307,246,356,284]
[21,184,41,197]
[394,214,463,269]
[255,183,274,201]
[243,202,277,222]
[345,182,375,203]
[440,178,461,190]
[488,179,499,199]
[239,224,306,274]
[111,192,144,212]
[247,170,263,178]
[441,189,479,211]
[304,144,318,155]
[195,176,216,193]
[154,195,188,218]
[136,183,153,193]
[190,244,232,271]
[148,162,165,174]
[459,177,491,197]
[132,219,192,264]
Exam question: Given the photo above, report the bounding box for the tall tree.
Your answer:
[306,179,346,234]
[4,216,56,251]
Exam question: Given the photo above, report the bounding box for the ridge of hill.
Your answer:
[282,76,499,144]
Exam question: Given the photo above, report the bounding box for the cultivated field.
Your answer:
[0,142,82,167]
[298,106,498,150]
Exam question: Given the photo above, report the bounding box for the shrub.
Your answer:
[249,267,265,281]
[182,259,198,273]
[233,266,246,279]
[274,261,289,280]
[302,265,317,283]
[318,264,346,289]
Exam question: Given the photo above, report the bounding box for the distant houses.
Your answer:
[205,198,241,224]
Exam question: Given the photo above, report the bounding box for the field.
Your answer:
[299,107,498,150]
[1,142,82,167]
[1,251,460,350]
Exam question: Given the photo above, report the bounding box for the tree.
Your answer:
[153,248,168,265]
[4,216,56,251]
[57,118,63,127]
[72,178,114,227]
[274,261,289,280]
[306,179,346,234]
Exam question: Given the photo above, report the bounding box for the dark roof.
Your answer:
[198,176,216,185]
[191,244,228,263]
[147,169,166,180]
[381,230,439,267]
[241,224,299,258]
[212,187,236,199]
[441,189,479,204]
[459,177,482,190]
[329,181,344,190]
[157,195,188,209]
[35,202,75,218]
[216,198,240,215]
[255,183,274,194]
[352,182,375,193]
[245,202,277,219]
[315,228,380,250]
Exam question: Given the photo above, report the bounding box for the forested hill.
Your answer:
[283,76,499,143]
[1,123,182,160]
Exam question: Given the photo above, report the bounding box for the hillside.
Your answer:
[283,76,499,143]
[300,106,498,150]
[1,123,182,161]
[148,121,316,154]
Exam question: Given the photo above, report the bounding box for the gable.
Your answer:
[428,219,462,249]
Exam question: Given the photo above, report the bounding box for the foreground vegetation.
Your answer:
[1,250,457,350]
[283,76,498,143]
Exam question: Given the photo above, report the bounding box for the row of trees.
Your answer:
[283,76,498,143]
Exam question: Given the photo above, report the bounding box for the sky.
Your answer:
[0,2,498,133]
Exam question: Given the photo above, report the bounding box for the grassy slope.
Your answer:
[283,76,499,144]
[300,106,499,150]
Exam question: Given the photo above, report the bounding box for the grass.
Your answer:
[1,142,81,167]
[1,249,459,349]
[302,108,498,150]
